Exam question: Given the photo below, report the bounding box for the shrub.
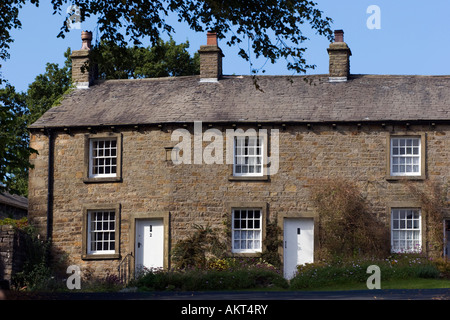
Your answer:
[8,218,55,291]
[133,257,286,291]
[133,268,288,291]
[432,258,450,278]
[310,178,390,260]
[0,217,30,230]
[171,224,227,270]
[407,180,447,258]
[206,257,280,273]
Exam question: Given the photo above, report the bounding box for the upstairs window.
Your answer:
[89,138,118,178]
[390,137,421,177]
[84,133,122,183]
[233,136,264,177]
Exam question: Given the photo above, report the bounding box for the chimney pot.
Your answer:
[81,31,92,50]
[207,32,218,46]
[334,30,344,43]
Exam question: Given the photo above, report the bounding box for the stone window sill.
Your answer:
[83,177,123,183]
[228,175,269,182]
[386,175,426,182]
[81,253,121,260]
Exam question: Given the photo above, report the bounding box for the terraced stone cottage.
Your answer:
[28,30,450,280]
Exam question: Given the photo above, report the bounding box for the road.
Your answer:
[3,288,450,300]
[3,289,448,318]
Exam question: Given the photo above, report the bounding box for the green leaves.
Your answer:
[0,0,35,63]
[26,48,73,124]
[0,85,36,196]
[92,38,199,79]
[0,48,71,196]
[55,0,332,74]
[1,0,333,83]
[163,0,334,73]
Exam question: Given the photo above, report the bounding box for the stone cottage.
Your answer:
[28,30,450,280]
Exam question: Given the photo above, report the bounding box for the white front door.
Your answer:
[135,219,164,273]
[283,218,314,279]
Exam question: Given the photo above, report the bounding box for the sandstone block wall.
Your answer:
[199,45,223,80]
[328,42,351,78]
[28,123,450,278]
[0,225,27,287]
[71,50,93,85]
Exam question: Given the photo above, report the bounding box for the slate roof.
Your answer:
[0,192,28,210]
[28,74,450,129]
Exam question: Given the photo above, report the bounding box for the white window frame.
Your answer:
[232,208,262,253]
[233,136,264,177]
[390,137,421,177]
[89,138,118,178]
[391,208,421,253]
[87,210,116,255]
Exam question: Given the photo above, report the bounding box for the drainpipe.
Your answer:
[46,128,54,241]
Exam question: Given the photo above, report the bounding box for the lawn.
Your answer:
[301,278,450,291]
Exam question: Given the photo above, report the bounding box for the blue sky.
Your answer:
[3,1,450,93]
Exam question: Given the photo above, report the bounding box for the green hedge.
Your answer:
[133,268,289,291]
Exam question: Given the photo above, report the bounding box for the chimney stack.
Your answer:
[71,31,94,89]
[327,30,351,82]
[198,32,224,82]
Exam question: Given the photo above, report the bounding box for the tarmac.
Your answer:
[2,289,448,318]
[2,288,450,300]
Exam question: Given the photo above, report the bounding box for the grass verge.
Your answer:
[296,278,450,291]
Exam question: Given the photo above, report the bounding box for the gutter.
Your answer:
[46,129,54,241]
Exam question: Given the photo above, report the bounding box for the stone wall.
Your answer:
[28,122,450,278]
[199,45,223,80]
[0,225,27,288]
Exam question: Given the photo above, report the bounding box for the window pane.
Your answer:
[233,136,263,176]
[232,209,262,252]
[391,209,421,253]
[391,138,420,176]
[88,210,116,254]
[90,138,118,178]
